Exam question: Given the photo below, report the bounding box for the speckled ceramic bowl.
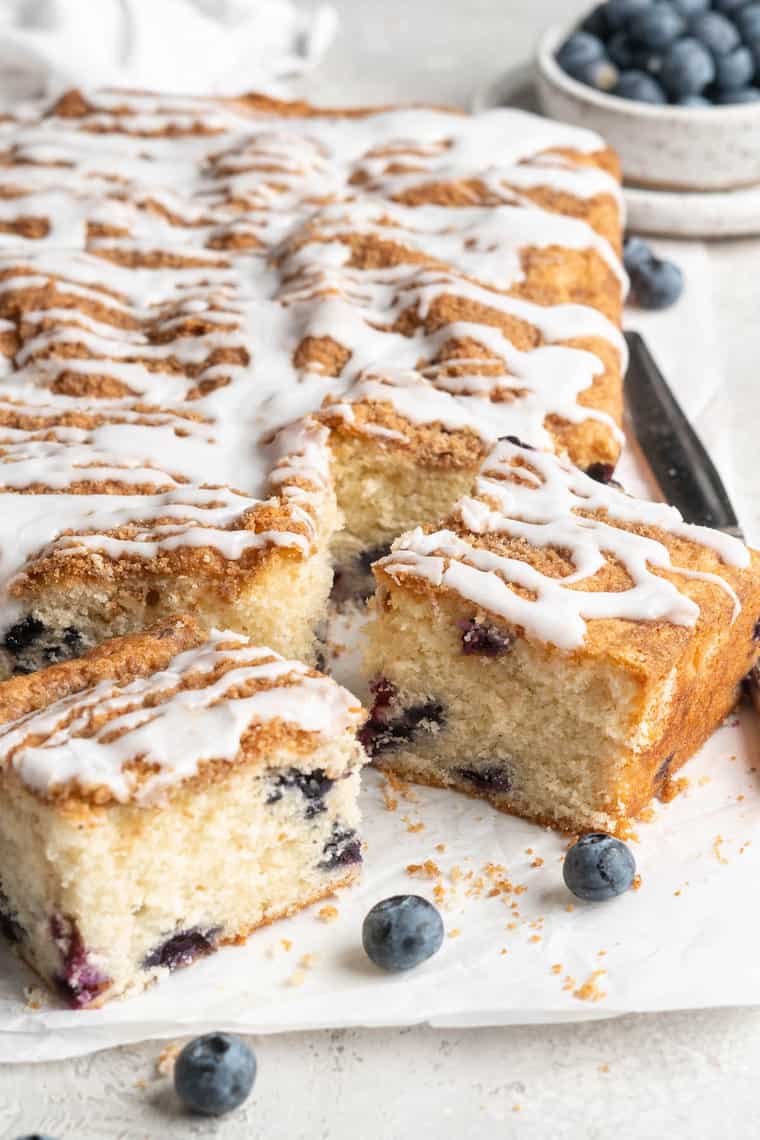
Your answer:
[536,21,760,191]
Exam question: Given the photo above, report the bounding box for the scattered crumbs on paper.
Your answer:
[500,948,509,956]
[551,964,562,975]
[512,1104,522,1113]
[506,922,518,931]
[740,840,752,856]
[698,774,712,787]
[597,949,607,958]
[23,985,46,1011]
[525,848,534,856]
[531,857,544,869]
[573,970,608,1003]
[298,953,317,970]
[599,1063,610,1074]
[638,804,656,822]
[156,1042,181,1078]
[281,938,293,952]
[566,903,575,912]
[632,874,643,891]
[386,770,417,802]
[737,794,745,803]
[529,934,542,944]
[713,835,729,865]
[448,928,461,939]
[729,753,737,762]
[287,970,307,987]
[381,776,398,812]
[317,905,339,923]
[658,776,689,804]
[562,975,576,992]
[401,815,425,833]
[674,881,689,897]
[407,859,441,879]
[435,843,447,853]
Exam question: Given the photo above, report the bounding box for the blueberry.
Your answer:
[614,68,668,101]
[143,927,221,971]
[455,764,513,793]
[736,3,760,44]
[12,1135,58,1139]
[671,0,709,14]
[603,0,651,32]
[3,615,44,654]
[460,619,514,656]
[661,36,716,94]
[713,0,750,12]
[623,234,654,272]
[629,252,683,309]
[267,768,334,818]
[575,57,620,90]
[689,11,740,54]
[174,1033,256,1117]
[629,3,686,48]
[362,895,444,972]
[581,4,610,36]
[319,824,362,870]
[714,45,755,89]
[715,85,760,100]
[557,32,606,77]
[607,31,636,67]
[563,833,636,901]
[586,461,617,483]
[359,680,445,756]
[676,93,712,103]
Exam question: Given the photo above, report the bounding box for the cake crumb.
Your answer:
[597,949,606,957]
[599,1063,610,1074]
[631,874,642,891]
[658,776,689,804]
[281,938,293,952]
[448,928,462,939]
[512,1104,522,1113]
[287,970,307,987]
[551,964,562,975]
[740,840,752,855]
[573,970,608,1003]
[566,903,574,912]
[317,905,339,923]
[562,975,576,992]
[500,948,508,956]
[23,985,47,1011]
[401,816,425,833]
[529,934,541,944]
[697,774,711,787]
[713,835,728,865]
[298,953,317,970]
[156,1042,181,1077]
[530,857,544,868]
[435,843,447,853]
[407,860,441,879]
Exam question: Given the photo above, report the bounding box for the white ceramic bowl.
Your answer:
[536,21,760,191]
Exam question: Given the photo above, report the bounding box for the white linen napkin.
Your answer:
[0,0,338,100]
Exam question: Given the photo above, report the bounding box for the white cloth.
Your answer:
[0,0,338,100]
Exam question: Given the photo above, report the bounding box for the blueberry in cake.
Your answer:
[0,88,627,654]
[0,617,365,1007]
[363,439,760,834]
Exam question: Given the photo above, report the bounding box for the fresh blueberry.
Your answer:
[623,234,654,272]
[713,0,750,12]
[557,32,606,77]
[714,45,755,90]
[614,68,668,101]
[575,57,620,90]
[629,252,684,309]
[563,833,636,901]
[676,93,712,103]
[660,36,716,95]
[736,3,760,44]
[689,11,741,55]
[174,1033,256,1117]
[362,895,444,972]
[581,4,610,37]
[12,1135,58,1140]
[671,0,709,14]
[629,3,686,48]
[715,85,760,100]
[604,0,652,32]
[607,31,636,68]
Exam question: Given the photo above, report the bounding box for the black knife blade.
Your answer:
[624,331,744,541]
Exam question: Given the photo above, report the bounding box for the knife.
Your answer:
[624,331,744,542]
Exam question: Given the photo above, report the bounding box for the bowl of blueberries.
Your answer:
[537,0,760,191]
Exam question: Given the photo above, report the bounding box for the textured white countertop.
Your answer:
[2,1,760,1136]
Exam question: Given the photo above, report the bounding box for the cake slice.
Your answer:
[0,617,366,1007]
[363,439,760,833]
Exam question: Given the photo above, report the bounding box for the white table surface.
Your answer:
[2,1,760,1136]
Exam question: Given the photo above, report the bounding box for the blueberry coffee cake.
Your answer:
[0,88,627,667]
[0,616,366,1007]
[363,439,760,833]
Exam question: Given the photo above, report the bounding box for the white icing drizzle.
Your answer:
[379,439,749,650]
[0,92,627,638]
[0,629,363,802]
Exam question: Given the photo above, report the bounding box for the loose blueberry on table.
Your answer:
[174,1032,257,1116]
[623,236,684,309]
[556,0,760,106]
[362,895,445,971]
[563,833,637,901]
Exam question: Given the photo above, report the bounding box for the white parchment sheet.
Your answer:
[2,243,758,1062]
